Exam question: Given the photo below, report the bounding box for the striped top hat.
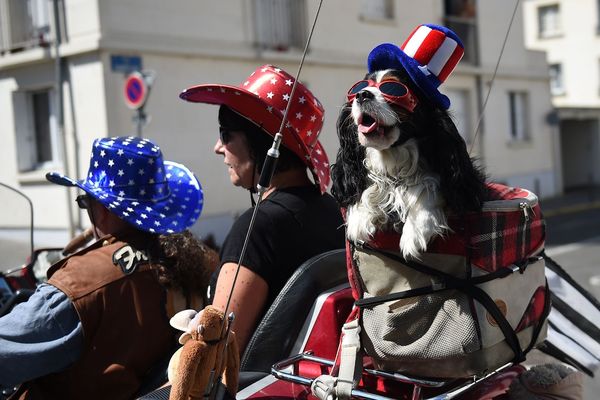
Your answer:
[179,65,330,193]
[368,24,464,109]
[47,136,204,234]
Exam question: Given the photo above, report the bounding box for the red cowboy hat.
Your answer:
[179,64,330,193]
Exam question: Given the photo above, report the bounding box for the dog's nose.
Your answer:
[356,90,374,104]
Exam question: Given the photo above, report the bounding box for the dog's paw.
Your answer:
[399,230,426,259]
[346,203,377,242]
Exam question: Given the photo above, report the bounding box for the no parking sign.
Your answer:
[124,71,149,110]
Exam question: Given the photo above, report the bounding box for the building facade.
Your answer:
[0,0,559,244]
[524,0,600,191]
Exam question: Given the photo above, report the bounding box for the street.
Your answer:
[542,204,600,400]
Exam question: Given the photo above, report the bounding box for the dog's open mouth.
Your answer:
[358,113,386,136]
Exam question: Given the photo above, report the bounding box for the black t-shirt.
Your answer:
[209,186,345,308]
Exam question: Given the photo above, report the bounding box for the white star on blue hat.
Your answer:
[46,136,203,234]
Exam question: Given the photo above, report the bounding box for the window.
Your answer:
[253,0,307,51]
[446,89,472,143]
[508,91,530,142]
[445,0,476,18]
[538,4,561,38]
[596,0,600,35]
[549,63,564,95]
[444,0,478,65]
[598,0,600,34]
[360,0,394,21]
[13,89,60,172]
[0,0,52,53]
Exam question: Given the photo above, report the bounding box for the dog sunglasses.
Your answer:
[76,194,91,210]
[346,80,418,112]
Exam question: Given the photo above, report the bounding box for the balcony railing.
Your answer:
[0,0,53,54]
[253,0,307,52]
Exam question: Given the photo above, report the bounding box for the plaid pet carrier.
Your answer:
[345,183,550,379]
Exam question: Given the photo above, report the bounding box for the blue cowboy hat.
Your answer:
[47,136,203,234]
[368,24,465,110]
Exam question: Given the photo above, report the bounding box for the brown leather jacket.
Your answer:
[18,232,174,400]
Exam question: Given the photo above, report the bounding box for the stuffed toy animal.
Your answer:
[167,306,240,400]
[506,363,583,400]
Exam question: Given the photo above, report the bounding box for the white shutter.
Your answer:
[253,0,305,50]
[29,0,50,31]
[7,0,30,48]
[446,89,471,142]
[360,0,392,20]
[13,91,36,172]
[514,93,527,141]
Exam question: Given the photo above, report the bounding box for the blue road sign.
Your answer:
[111,55,142,74]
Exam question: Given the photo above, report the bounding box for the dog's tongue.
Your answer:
[359,121,385,137]
[358,121,379,134]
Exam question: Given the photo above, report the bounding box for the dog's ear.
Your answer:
[331,105,368,208]
[420,110,487,214]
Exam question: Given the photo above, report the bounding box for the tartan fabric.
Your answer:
[466,203,545,271]
[363,183,545,273]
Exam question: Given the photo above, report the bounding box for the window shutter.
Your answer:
[13,91,36,172]
[446,89,471,143]
[7,0,29,48]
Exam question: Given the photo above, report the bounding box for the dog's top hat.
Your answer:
[47,136,204,234]
[179,64,330,193]
[368,24,464,110]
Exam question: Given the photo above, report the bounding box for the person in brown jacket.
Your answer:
[0,136,208,399]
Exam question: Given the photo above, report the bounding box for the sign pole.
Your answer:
[136,107,147,138]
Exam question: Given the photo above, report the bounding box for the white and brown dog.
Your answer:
[331,25,487,259]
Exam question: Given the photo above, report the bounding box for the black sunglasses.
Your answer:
[76,194,91,210]
[219,127,233,145]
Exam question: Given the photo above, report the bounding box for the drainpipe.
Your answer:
[66,65,82,231]
[53,0,75,238]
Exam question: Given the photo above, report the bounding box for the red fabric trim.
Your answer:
[516,286,548,332]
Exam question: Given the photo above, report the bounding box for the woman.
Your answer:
[180,65,345,354]
[0,137,207,399]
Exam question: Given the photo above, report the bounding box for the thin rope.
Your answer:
[220,0,324,331]
[469,0,521,155]
[278,0,324,135]
[206,5,325,397]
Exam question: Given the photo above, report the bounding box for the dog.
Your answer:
[331,65,487,259]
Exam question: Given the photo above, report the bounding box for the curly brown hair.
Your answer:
[155,230,218,305]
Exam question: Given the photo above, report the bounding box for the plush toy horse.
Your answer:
[168,306,240,400]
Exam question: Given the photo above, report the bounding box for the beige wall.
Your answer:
[524,0,600,108]
[0,0,560,235]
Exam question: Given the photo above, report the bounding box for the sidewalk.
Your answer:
[540,186,600,217]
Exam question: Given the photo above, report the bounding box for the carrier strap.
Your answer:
[354,259,528,308]
[336,319,362,399]
[311,319,363,400]
[355,243,526,364]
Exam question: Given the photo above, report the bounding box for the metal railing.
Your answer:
[0,0,52,54]
[253,0,307,51]
[271,351,516,400]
